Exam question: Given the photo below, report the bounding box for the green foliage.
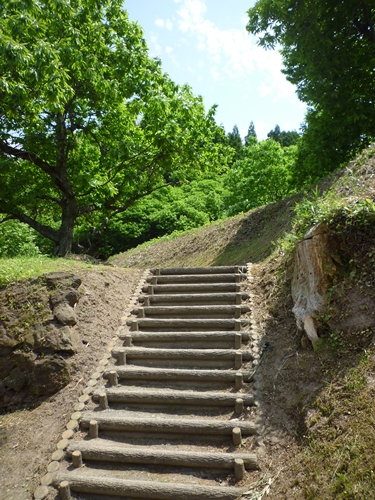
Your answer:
[0,220,41,258]
[293,189,375,242]
[224,139,297,215]
[267,124,300,147]
[247,0,375,181]
[227,124,243,163]
[86,176,228,258]
[0,256,97,287]
[244,121,257,145]
[0,0,230,256]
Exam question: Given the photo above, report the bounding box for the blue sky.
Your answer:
[124,0,307,140]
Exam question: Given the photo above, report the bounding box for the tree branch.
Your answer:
[103,148,171,209]
[108,181,178,217]
[76,143,155,199]
[37,195,63,206]
[0,139,70,194]
[0,215,17,224]
[9,212,60,243]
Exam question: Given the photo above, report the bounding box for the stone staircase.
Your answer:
[47,266,259,500]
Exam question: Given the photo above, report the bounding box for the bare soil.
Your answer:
[0,259,304,500]
[0,254,374,500]
[0,268,142,500]
[0,257,339,500]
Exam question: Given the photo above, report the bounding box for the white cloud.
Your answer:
[211,66,220,81]
[155,18,173,30]
[177,0,207,32]
[175,0,298,103]
[252,121,268,139]
[166,46,173,53]
[149,34,162,57]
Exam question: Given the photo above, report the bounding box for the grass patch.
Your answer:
[110,196,298,269]
[0,256,100,287]
[278,145,375,256]
[299,352,375,499]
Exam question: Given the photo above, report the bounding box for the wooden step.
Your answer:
[143,283,242,294]
[81,412,257,436]
[126,318,247,331]
[52,474,246,500]
[93,387,255,407]
[66,441,258,470]
[104,365,252,383]
[119,331,250,344]
[111,346,253,362]
[152,266,247,275]
[146,274,243,285]
[131,304,250,319]
[139,292,249,306]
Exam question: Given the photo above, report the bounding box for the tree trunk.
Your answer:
[55,196,79,257]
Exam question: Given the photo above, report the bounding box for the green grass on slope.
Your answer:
[109,195,300,269]
[0,256,103,287]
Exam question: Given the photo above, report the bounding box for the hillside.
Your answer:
[108,195,300,269]
[1,146,375,499]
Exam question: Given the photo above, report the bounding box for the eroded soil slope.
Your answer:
[0,268,142,500]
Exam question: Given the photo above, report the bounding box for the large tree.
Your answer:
[247,0,375,182]
[0,0,227,256]
[244,121,257,146]
[227,124,243,163]
[267,125,300,147]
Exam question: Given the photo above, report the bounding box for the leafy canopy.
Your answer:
[0,0,229,256]
[247,0,375,181]
[224,139,297,215]
[89,176,228,258]
[227,124,243,163]
[267,125,300,147]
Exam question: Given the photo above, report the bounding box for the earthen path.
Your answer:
[34,266,261,500]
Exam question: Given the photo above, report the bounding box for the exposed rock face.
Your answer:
[44,272,82,290]
[291,223,341,349]
[29,355,71,396]
[0,273,81,410]
[53,302,77,326]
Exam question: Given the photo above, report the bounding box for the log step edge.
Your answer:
[52,475,246,500]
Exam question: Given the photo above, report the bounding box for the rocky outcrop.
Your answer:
[291,223,342,349]
[0,272,81,410]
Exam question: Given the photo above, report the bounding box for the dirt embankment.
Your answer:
[0,268,142,500]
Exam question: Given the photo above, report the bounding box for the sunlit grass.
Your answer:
[0,256,97,287]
